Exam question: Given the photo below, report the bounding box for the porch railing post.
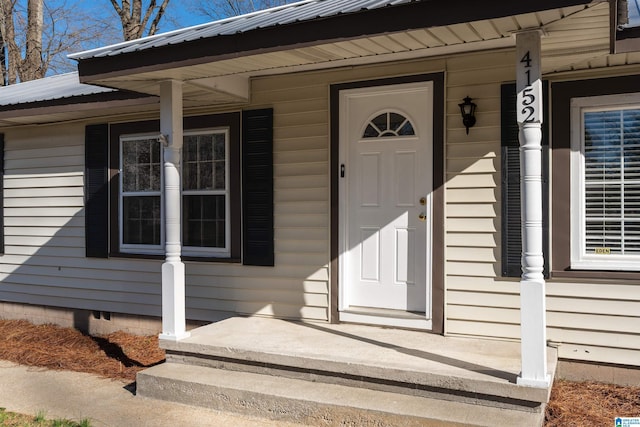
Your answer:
[515,29,549,387]
[159,79,190,341]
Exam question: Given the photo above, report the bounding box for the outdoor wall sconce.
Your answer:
[459,96,477,134]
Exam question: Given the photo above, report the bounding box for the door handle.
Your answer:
[419,213,427,221]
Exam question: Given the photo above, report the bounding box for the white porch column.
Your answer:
[159,80,190,341]
[515,30,549,387]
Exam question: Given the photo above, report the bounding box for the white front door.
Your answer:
[339,82,433,328]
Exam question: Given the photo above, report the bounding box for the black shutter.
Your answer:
[501,83,549,278]
[85,124,109,258]
[242,109,274,266]
[0,133,4,255]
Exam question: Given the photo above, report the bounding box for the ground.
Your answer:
[0,319,638,426]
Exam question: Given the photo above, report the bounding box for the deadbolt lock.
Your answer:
[419,197,426,206]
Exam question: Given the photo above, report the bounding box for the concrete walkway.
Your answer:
[0,360,304,427]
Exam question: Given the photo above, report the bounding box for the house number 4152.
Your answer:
[519,51,537,123]
[517,47,542,124]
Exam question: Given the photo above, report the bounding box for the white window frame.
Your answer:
[570,93,640,271]
[119,133,164,255]
[181,128,231,258]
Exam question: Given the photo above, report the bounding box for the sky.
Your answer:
[76,0,214,43]
[53,0,228,72]
[72,1,298,49]
[35,0,295,75]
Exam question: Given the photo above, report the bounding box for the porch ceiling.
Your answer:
[81,1,622,106]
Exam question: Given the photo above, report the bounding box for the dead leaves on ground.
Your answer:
[0,320,165,382]
[0,318,638,425]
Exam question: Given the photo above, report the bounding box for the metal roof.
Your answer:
[0,72,115,107]
[69,0,418,60]
[71,0,598,82]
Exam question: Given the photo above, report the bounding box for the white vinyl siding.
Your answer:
[0,124,163,317]
[443,50,640,367]
[0,122,328,322]
[1,44,640,367]
[445,50,510,342]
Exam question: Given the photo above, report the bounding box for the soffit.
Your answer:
[81,2,619,105]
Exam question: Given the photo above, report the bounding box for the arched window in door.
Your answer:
[363,111,415,138]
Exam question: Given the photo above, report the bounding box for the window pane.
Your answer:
[199,135,214,160]
[183,195,226,248]
[585,183,621,217]
[363,112,415,138]
[214,160,225,190]
[363,124,379,138]
[122,138,161,192]
[122,196,161,245]
[214,135,225,159]
[183,133,226,191]
[389,113,405,132]
[624,221,640,254]
[213,134,226,190]
[372,113,388,133]
[586,221,622,254]
[398,121,415,136]
[138,164,151,190]
[184,139,197,162]
[195,162,211,190]
[123,162,137,191]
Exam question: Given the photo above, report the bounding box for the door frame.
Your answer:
[330,72,445,333]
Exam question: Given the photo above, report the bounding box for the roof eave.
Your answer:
[0,91,157,120]
[76,0,594,82]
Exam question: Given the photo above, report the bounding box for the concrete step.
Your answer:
[160,319,555,413]
[137,362,545,427]
[164,346,549,413]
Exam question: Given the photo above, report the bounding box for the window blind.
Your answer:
[583,109,640,255]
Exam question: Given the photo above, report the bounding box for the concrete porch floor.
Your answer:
[139,317,557,426]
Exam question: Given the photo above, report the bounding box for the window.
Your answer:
[363,111,415,138]
[107,113,244,260]
[614,0,640,53]
[118,129,231,257]
[88,110,272,264]
[571,94,640,271]
[120,135,163,253]
[182,130,229,256]
[619,0,640,29]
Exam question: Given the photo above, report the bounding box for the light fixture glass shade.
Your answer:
[458,96,477,134]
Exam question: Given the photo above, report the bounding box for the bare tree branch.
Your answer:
[110,0,171,41]
[147,0,169,37]
[0,0,115,83]
[193,0,294,20]
[139,0,154,34]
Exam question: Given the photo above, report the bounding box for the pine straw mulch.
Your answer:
[545,378,640,426]
[0,319,165,382]
[0,319,639,425]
